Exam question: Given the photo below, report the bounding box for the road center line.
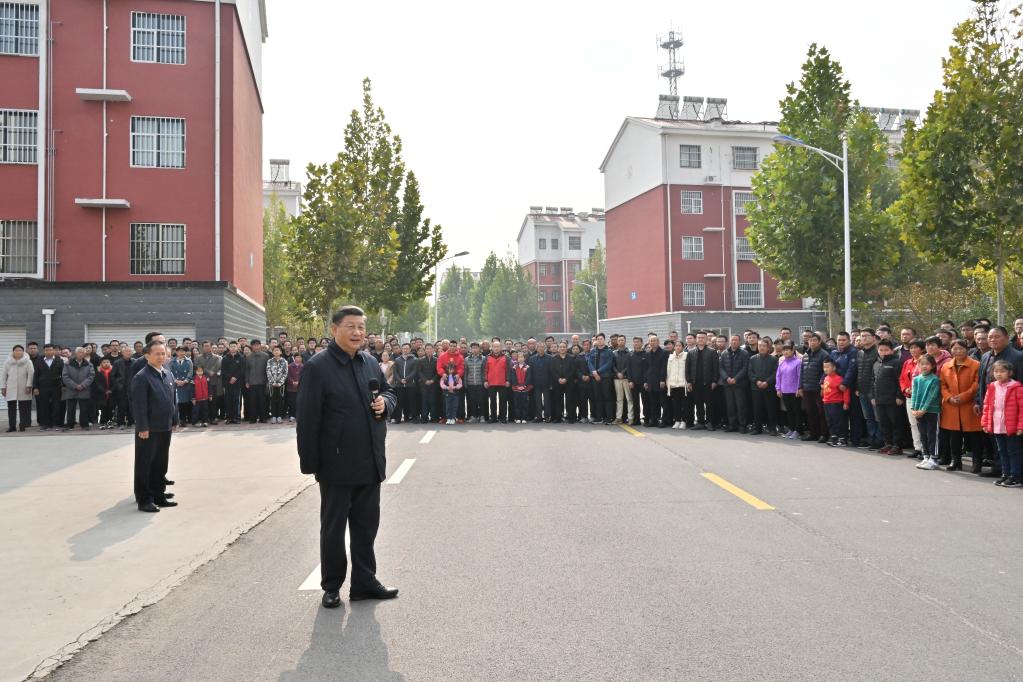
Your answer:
[299,564,321,591]
[419,430,437,444]
[618,423,645,437]
[701,472,775,511]
[386,458,416,485]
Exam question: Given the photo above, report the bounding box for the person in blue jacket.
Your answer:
[131,340,179,513]
[586,333,616,425]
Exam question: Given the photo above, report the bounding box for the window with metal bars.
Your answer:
[680,190,703,215]
[682,283,705,307]
[130,223,185,275]
[0,220,37,274]
[131,11,186,64]
[737,282,763,307]
[732,146,759,170]
[679,144,701,168]
[568,235,581,250]
[0,109,36,164]
[733,191,756,215]
[538,263,548,277]
[538,238,546,250]
[131,116,185,168]
[0,3,39,56]
[681,236,704,260]
[735,237,756,260]
[551,238,559,250]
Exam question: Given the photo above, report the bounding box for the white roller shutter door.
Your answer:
[84,324,197,347]
[0,326,27,359]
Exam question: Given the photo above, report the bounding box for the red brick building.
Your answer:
[0,0,267,353]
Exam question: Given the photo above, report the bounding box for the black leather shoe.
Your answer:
[321,590,341,608]
[350,584,399,601]
[164,492,175,499]
[165,479,175,486]
[154,499,178,508]
[138,502,160,512]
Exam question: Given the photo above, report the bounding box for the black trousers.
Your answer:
[534,387,552,420]
[319,481,381,593]
[117,390,132,426]
[37,388,62,427]
[552,384,568,421]
[876,402,907,447]
[572,383,590,421]
[269,385,286,418]
[751,387,779,431]
[193,399,210,424]
[487,386,508,422]
[97,395,116,424]
[225,383,242,421]
[690,384,710,425]
[7,400,31,429]
[591,377,615,422]
[669,390,686,424]
[287,392,298,420]
[724,384,749,428]
[395,385,416,421]
[645,389,666,425]
[65,399,91,428]
[248,385,266,422]
[801,390,827,439]
[466,385,486,420]
[781,393,801,431]
[630,386,647,424]
[134,430,171,505]
[710,386,726,427]
[178,402,192,425]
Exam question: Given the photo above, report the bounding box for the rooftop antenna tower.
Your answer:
[658,28,684,97]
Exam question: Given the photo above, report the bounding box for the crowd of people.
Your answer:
[5,319,1023,487]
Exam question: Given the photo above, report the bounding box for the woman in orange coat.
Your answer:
[940,339,983,472]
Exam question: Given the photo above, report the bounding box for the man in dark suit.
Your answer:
[33,343,64,430]
[131,339,179,513]
[297,305,399,609]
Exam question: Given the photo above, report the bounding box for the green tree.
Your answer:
[389,299,430,336]
[262,196,295,334]
[893,1,1023,324]
[570,241,607,332]
[480,258,545,340]
[746,44,899,333]
[437,264,476,340]
[287,78,445,325]
[468,252,500,338]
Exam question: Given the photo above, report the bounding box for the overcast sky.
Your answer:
[261,0,981,271]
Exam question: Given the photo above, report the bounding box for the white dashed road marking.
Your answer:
[386,458,416,485]
[419,430,437,444]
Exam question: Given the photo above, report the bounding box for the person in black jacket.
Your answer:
[131,340,179,513]
[685,332,719,430]
[33,344,64,430]
[626,337,648,426]
[297,305,398,608]
[644,333,669,427]
[112,346,135,428]
[573,340,593,423]
[872,339,906,455]
[719,335,750,432]
[529,343,553,423]
[220,341,246,424]
[855,330,881,448]
[799,333,830,443]
[549,341,575,424]
[748,338,779,435]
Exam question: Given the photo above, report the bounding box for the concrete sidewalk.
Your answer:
[0,426,311,681]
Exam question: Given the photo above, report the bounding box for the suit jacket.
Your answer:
[131,364,178,432]
[33,356,64,392]
[296,342,396,485]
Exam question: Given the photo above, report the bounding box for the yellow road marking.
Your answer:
[701,473,775,511]
[618,423,645,437]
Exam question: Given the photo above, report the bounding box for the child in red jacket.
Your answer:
[192,366,211,427]
[821,358,851,447]
[510,352,533,424]
[981,360,1023,487]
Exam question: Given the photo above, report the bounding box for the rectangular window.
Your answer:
[551,262,561,276]
[735,236,756,260]
[131,116,185,168]
[733,190,756,216]
[0,219,37,274]
[538,263,547,277]
[538,238,546,250]
[588,248,596,259]
[130,223,185,275]
[799,325,813,335]
[568,235,581,250]
[552,289,561,302]
[680,190,703,215]
[0,3,39,56]
[737,282,763,307]
[568,262,581,276]
[682,283,705,307]
[0,109,37,164]
[681,236,704,260]
[551,238,559,250]
[680,144,701,168]
[131,11,186,65]
[732,146,759,170]
[538,289,546,302]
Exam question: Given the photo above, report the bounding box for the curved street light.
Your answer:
[572,279,600,335]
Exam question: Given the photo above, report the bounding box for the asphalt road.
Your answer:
[46,422,1023,681]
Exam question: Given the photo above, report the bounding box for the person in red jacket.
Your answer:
[435,340,466,423]
[981,360,1023,487]
[192,365,211,427]
[821,358,851,447]
[485,339,511,424]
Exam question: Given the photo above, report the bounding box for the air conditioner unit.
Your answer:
[704,175,718,183]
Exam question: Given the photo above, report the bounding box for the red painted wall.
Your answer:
[0,31,43,228]
[605,185,667,318]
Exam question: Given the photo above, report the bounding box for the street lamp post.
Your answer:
[434,250,469,342]
[572,279,600,335]
[772,134,852,334]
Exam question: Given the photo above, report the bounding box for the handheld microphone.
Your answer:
[368,378,384,421]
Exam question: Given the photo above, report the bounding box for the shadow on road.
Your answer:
[0,436,132,496]
[280,602,403,681]
[68,496,155,561]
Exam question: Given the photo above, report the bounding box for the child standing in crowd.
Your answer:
[981,360,1023,487]
[286,353,303,422]
[821,358,850,447]
[95,357,116,429]
[511,352,533,424]
[440,362,462,426]
[910,354,942,470]
[266,345,289,424]
[776,342,802,439]
[193,365,210,427]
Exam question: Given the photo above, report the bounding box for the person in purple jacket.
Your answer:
[775,342,803,439]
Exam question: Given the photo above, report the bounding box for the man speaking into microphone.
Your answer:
[296,305,399,608]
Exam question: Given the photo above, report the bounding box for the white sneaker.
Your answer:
[679,422,687,430]
[922,457,940,470]
[672,421,681,429]
[915,458,928,469]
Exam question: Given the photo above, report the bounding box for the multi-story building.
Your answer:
[517,206,605,334]
[263,158,302,217]
[598,95,824,340]
[0,0,267,356]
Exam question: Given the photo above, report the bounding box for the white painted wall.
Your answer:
[601,122,664,210]
[663,129,776,188]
